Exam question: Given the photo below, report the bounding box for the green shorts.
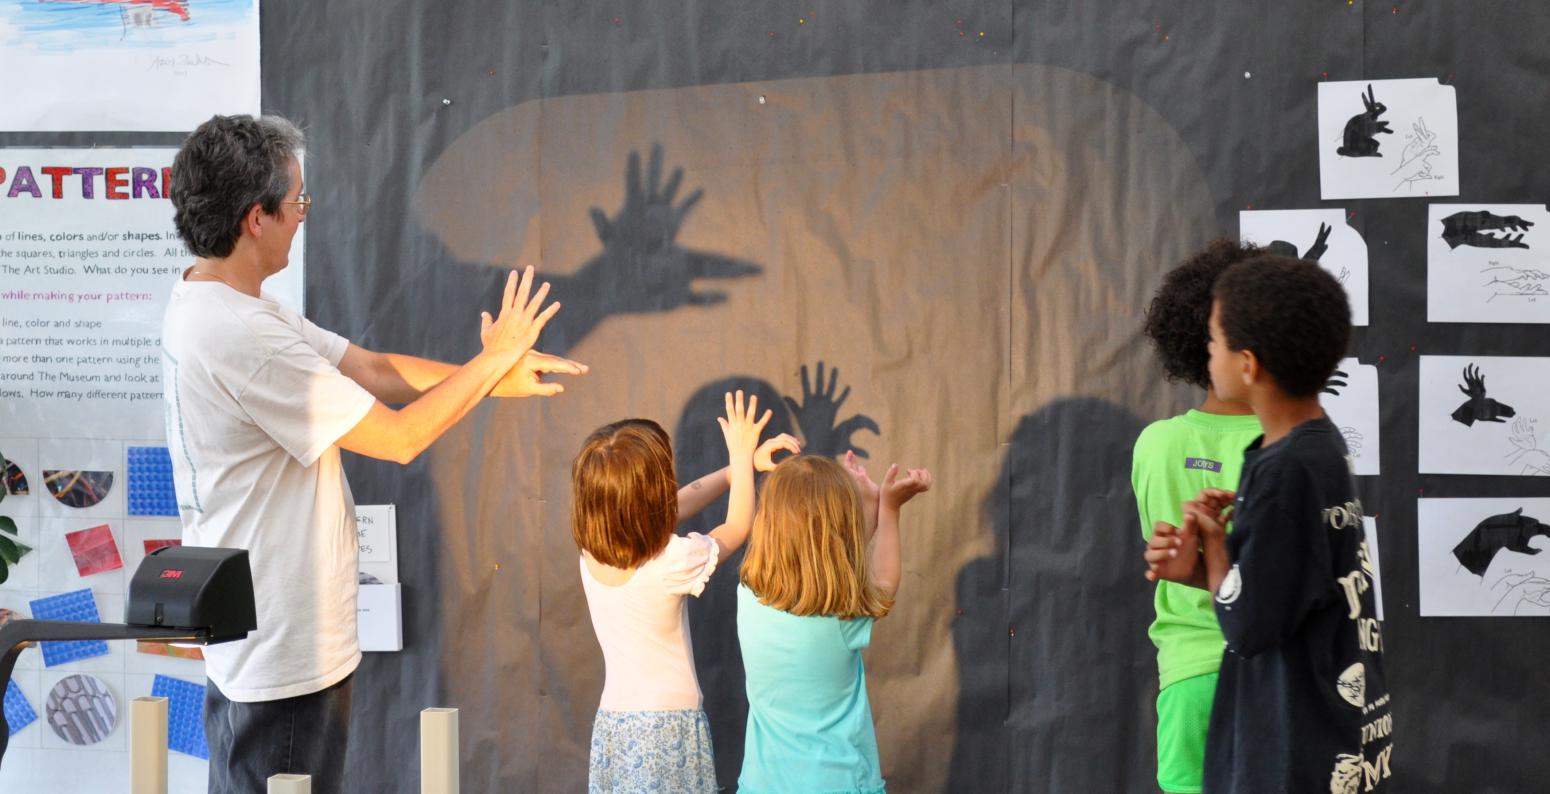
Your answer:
[1155,672,1218,794]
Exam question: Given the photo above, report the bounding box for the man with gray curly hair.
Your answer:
[162,114,586,792]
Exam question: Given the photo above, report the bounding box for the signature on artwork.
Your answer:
[147,53,231,71]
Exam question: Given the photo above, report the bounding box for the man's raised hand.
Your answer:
[491,350,589,398]
[480,266,561,360]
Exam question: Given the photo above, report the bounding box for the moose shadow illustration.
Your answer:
[1450,364,1516,427]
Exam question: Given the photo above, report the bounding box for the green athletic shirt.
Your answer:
[1131,409,1263,690]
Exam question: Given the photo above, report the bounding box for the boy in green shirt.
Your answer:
[1132,240,1264,794]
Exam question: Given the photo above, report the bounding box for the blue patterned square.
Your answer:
[28,589,110,667]
[152,674,208,759]
[127,446,179,517]
[4,679,36,736]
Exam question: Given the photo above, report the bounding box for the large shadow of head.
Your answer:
[673,363,880,790]
[948,397,1154,792]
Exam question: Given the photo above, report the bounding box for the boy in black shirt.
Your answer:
[1146,254,1393,793]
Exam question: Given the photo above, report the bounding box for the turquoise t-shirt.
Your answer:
[736,583,886,794]
[1130,409,1262,690]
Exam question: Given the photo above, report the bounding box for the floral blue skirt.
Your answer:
[589,708,718,794]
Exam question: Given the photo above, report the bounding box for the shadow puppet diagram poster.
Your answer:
[1418,356,1550,477]
[0,0,259,132]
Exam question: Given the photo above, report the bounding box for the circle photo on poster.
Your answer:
[43,470,114,509]
[46,674,118,746]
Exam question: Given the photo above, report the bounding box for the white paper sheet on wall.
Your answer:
[1318,78,1459,200]
[0,148,304,792]
[1320,358,1380,475]
[1417,356,1550,477]
[358,583,403,652]
[1418,497,1550,616]
[1427,204,1550,323]
[0,148,303,436]
[1240,209,1369,325]
[1364,516,1386,622]
[355,506,401,653]
[0,0,260,132]
[355,504,398,585]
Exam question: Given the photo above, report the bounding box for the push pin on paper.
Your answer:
[441,98,452,106]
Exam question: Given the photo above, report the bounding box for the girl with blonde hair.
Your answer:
[572,391,798,793]
[736,451,932,793]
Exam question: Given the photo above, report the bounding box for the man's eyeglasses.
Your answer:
[283,193,312,218]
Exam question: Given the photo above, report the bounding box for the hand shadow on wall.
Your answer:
[949,398,1154,792]
[673,365,880,791]
[534,144,764,357]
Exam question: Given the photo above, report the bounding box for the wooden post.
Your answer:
[420,707,459,794]
[130,696,167,794]
[268,773,312,793]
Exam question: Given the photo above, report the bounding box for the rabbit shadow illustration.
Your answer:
[1336,84,1392,158]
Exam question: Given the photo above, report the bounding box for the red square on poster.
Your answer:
[65,524,124,577]
[143,538,182,555]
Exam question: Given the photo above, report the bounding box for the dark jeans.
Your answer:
[205,675,353,794]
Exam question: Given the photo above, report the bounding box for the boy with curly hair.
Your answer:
[1132,240,1265,794]
[1147,254,1392,793]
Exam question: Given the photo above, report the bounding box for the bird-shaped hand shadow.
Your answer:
[531,144,765,356]
[782,362,881,458]
[580,144,761,314]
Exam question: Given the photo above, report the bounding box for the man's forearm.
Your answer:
[340,345,457,404]
[378,353,457,402]
[339,350,516,465]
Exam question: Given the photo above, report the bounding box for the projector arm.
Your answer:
[0,619,209,766]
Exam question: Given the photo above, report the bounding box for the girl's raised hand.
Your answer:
[754,433,801,472]
[880,464,932,511]
[716,390,773,464]
[843,450,882,530]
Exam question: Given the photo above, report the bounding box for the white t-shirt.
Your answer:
[579,533,721,711]
[161,278,376,702]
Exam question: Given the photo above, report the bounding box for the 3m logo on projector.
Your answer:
[160,569,183,579]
